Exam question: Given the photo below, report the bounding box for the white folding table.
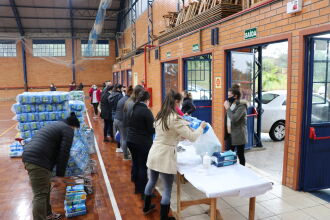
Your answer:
[175,148,273,220]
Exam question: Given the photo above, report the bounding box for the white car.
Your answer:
[256,90,287,141]
[256,90,330,141]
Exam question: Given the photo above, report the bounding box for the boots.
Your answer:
[143,195,156,215]
[160,204,176,220]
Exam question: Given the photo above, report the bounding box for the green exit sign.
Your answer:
[166,52,171,58]
[192,44,200,52]
[244,28,257,40]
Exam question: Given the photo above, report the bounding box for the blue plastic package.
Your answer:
[46,104,54,112]
[36,104,45,112]
[30,122,39,130]
[48,112,58,121]
[21,130,31,139]
[183,116,209,133]
[27,113,38,122]
[17,114,28,123]
[212,151,237,167]
[38,112,48,121]
[18,123,30,131]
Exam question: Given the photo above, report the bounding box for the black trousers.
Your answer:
[103,119,113,138]
[230,145,245,166]
[127,141,150,194]
[92,103,99,115]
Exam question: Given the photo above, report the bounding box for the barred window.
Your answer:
[32,40,66,57]
[0,40,17,57]
[81,40,109,57]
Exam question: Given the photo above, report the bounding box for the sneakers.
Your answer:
[46,213,62,220]
[116,148,123,153]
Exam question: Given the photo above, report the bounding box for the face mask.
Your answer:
[227,96,235,104]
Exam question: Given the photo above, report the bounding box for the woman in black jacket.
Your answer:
[127,91,155,196]
[100,85,114,142]
[22,113,80,220]
[181,91,196,115]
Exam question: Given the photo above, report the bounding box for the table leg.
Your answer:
[177,173,181,220]
[249,197,256,220]
[210,198,217,220]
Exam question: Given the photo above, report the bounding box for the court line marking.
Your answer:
[0,123,17,137]
[86,109,122,220]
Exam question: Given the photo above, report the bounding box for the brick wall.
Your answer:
[113,0,330,189]
[0,39,116,100]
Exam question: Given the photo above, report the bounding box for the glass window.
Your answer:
[0,40,17,57]
[186,56,212,100]
[261,93,280,104]
[163,62,179,95]
[32,40,66,57]
[81,40,109,57]
[311,39,330,123]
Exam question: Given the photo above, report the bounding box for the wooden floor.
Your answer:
[0,101,161,220]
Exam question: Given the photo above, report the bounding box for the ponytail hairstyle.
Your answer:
[124,85,145,112]
[136,90,150,103]
[155,90,183,131]
[65,112,80,128]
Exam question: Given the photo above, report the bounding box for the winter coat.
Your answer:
[115,95,130,121]
[127,102,155,147]
[22,121,74,177]
[181,98,196,115]
[88,88,101,102]
[108,91,123,119]
[147,113,203,174]
[100,92,112,120]
[225,100,248,146]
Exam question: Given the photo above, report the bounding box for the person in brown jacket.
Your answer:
[143,90,206,220]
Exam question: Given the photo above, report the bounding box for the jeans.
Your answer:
[145,169,174,205]
[92,103,99,115]
[127,141,151,194]
[103,119,113,138]
[114,119,128,157]
[25,162,52,220]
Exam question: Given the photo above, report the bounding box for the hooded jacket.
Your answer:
[108,91,123,119]
[22,121,74,177]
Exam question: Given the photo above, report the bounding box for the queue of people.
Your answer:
[25,79,247,220]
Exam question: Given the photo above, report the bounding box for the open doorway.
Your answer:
[227,41,288,183]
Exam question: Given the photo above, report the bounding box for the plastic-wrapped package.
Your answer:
[48,112,58,121]
[21,130,32,139]
[69,91,85,102]
[69,100,85,112]
[46,104,54,112]
[16,114,28,123]
[9,142,24,157]
[58,111,69,120]
[18,123,30,131]
[183,116,209,134]
[38,112,49,121]
[36,104,46,112]
[212,151,237,167]
[30,122,39,130]
[27,113,38,122]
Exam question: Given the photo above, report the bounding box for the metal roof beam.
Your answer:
[8,0,24,36]
[0,16,117,21]
[0,27,116,32]
[0,4,119,11]
[122,0,139,20]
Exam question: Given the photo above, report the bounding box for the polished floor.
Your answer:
[0,101,329,220]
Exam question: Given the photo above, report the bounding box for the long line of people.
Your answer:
[94,81,247,220]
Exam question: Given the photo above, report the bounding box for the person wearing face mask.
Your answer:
[101,85,114,142]
[89,85,101,117]
[224,84,248,166]
[144,90,206,219]
[22,112,80,220]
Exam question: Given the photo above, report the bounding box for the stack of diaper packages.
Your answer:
[69,90,85,102]
[10,92,70,157]
[64,184,87,217]
[68,100,86,126]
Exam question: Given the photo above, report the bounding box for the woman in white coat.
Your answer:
[143,90,206,220]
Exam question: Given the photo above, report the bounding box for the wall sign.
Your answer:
[244,28,257,40]
[215,77,221,89]
[133,72,138,87]
[166,52,171,58]
[192,44,200,52]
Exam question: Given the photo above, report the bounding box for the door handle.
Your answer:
[309,127,330,140]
